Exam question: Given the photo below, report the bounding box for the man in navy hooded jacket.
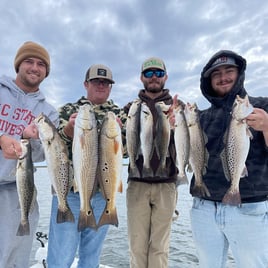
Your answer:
[190,50,268,268]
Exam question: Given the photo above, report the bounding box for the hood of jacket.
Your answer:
[0,75,46,102]
[200,50,247,109]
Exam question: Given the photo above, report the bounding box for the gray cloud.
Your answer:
[1,0,268,109]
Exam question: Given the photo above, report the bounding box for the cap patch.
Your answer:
[97,68,107,77]
[141,57,166,72]
[203,55,238,78]
[143,59,163,69]
[212,56,229,66]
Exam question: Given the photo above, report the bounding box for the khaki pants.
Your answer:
[127,181,177,268]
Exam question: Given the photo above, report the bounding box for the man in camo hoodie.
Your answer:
[46,64,127,268]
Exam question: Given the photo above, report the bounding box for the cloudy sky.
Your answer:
[1,0,268,110]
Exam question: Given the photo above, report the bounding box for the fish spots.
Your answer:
[86,210,93,216]
[34,113,74,224]
[102,162,109,172]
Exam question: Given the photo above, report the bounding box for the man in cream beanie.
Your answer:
[14,41,50,77]
[0,41,58,268]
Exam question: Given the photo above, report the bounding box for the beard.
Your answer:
[144,80,165,93]
[19,72,44,89]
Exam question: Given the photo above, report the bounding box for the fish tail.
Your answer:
[117,180,123,193]
[222,190,241,206]
[98,206,118,228]
[129,165,140,178]
[192,182,211,198]
[78,211,97,232]
[57,206,75,223]
[16,221,30,236]
[176,174,189,186]
[155,165,166,177]
[142,166,154,177]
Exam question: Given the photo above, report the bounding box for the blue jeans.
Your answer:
[190,197,268,268]
[47,191,109,268]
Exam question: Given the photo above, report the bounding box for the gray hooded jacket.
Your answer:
[0,75,58,185]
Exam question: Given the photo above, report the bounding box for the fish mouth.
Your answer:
[34,114,43,124]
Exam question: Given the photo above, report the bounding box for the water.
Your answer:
[30,166,236,268]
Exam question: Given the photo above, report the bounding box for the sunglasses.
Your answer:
[143,70,166,78]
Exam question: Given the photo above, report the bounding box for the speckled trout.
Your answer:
[16,139,36,236]
[98,111,123,228]
[73,104,98,230]
[174,103,190,185]
[140,102,154,177]
[155,102,171,177]
[126,99,141,178]
[221,95,253,205]
[34,113,74,224]
[185,103,210,197]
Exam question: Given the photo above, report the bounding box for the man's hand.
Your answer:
[64,113,78,138]
[0,135,22,159]
[246,108,268,146]
[246,108,268,132]
[23,123,39,139]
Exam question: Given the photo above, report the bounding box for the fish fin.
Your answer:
[68,165,74,191]
[222,129,228,146]
[68,178,74,192]
[29,186,37,214]
[201,166,207,176]
[78,210,97,231]
[79,134,86,149]
[220,148,231,181]
[114,139,120,154]
[240,166,248,178]
[246,127,253,139]
[204,148,209,172]
[73,185,79,193]
[16,221,30,236]
[187,163,193,173]
[57,206,75,223]
[117,180,123,193]
[222,189,241,206]
[98,206,119,228]
[51,185,56,195]
[72,179,79,193]
[203,131,208,145]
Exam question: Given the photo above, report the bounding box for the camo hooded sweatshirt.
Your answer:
[0,75,59,186]
[190,50,268,202]
[57,96,125,162]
